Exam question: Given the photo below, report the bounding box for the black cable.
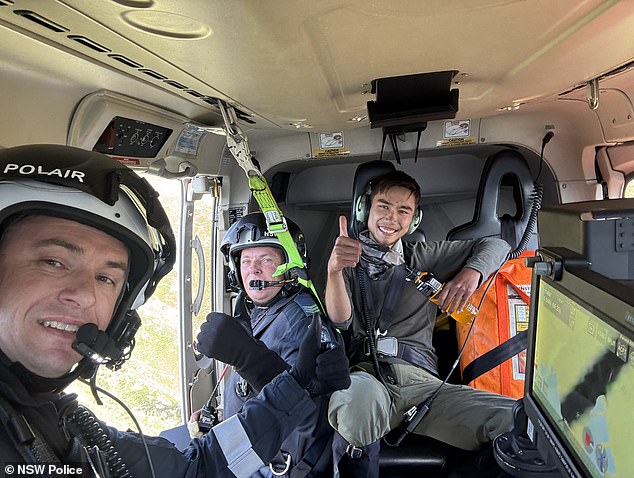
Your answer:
[78,378,157,478]
[380,132,387,161]
[67,404,132,478]
[535,131,554,183]
[89,370,104,406]
[508,130,549,259]
[414,131,422,163]
[383,256,507,447]
[389,133,401,164]
[356,268,388,387]
[509,183,543,259]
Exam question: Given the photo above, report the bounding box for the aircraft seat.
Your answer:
[446,149,538,252]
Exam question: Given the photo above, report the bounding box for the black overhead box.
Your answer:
[366,71,459,132]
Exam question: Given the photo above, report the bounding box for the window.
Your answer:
[67,175,182,436]
[625,175,634,198]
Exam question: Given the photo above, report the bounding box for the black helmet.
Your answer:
[221,212,308,291]
[0,144,175,371]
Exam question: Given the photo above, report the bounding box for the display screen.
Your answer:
[531,279,634,477]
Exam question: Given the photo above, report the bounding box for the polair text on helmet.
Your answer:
[3,163,85,183]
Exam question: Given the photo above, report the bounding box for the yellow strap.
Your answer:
[248,174,325,313]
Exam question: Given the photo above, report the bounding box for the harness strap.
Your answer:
[376,264,407,332]
[0,394,61,466]
[219,100,324,314]
[287,433,333,478]
[396,343,439,377]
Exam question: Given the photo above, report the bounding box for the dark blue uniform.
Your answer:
[224,290,332,477]
[0,347,316,478]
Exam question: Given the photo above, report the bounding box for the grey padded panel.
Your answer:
[446,149,537,251]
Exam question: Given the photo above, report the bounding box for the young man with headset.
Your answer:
[0,144,350,477]
[325,169,515,477]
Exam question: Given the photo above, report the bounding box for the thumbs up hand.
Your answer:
[327,216,362,274]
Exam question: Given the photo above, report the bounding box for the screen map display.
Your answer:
[531,280,633,477]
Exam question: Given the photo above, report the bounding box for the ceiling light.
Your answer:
[289,121,312,129]
[348,114,368,123]
[500,103,521,111]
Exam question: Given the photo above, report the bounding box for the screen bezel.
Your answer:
[523,262,634,478]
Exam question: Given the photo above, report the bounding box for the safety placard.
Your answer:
[443,120,471,138]
[319,132,344,149]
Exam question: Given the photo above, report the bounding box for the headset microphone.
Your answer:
[73,323,123,365]
[73,312,142,368]
[248,279,292,290]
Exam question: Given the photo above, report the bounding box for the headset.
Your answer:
[354,183,423,236]
[221,212,309,292]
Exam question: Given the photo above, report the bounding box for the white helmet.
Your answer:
[0,144,175,371]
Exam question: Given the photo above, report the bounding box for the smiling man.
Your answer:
[325,169,516,477]
[199,212,338,477]
[0,215,129,378]
[0,144,350,477]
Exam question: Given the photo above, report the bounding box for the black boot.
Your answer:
[332,432,380,478]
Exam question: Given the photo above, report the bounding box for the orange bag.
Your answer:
[457,251,533,399]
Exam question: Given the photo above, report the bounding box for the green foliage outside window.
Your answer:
[67,175,182,436]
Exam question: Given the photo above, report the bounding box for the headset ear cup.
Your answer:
[407,209,423,235]
[355,194,369,225]
[226,268,239,291]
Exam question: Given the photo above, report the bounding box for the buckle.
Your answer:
[235,378,250,397]
[269,451,291,476]
[345,444,363,459]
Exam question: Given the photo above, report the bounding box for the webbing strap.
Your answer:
[376,264,407,332]
[220,101,324,313]
[461,330,528,385]
[0,394,61,466]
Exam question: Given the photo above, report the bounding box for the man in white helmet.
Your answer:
[0,144,350,477]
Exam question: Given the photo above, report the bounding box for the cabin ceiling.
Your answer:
[2,0,634,133]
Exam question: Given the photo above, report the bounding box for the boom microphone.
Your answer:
[73,323,123,364]
[248,279,288,290]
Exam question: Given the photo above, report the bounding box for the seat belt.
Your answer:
[351,264,409,381]
[376,264,408,333]
[461,330,528,384]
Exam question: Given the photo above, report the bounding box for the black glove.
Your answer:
[291,315,351,397]
[196,312,288,392]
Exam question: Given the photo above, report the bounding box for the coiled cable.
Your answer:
[509,183,543,259]
[66,405,131,478]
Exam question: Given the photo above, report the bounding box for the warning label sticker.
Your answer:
[443,119,471,138]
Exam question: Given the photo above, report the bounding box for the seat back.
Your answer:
[349,160,397,238]
[402,225,426,243]
[446,149,538,251]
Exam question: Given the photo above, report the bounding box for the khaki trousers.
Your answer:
[328,364,516,451]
